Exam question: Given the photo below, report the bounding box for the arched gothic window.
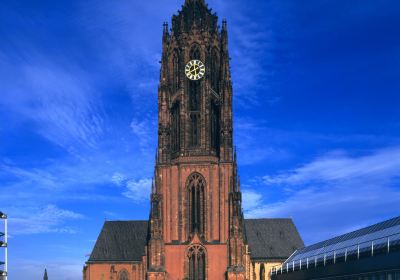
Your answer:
[171,102,180,152]
[187,245,206,280]
[210,48,220,92]
[189,81,200,112]
[210,102,219,151]
[260,263,265,280]
[118,269,129,280]
[190,113,199,147]
[173,51,180,92]
[187,173,205,234]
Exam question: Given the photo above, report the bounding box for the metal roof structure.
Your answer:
[271,216,400,279]
[285,216,400,265]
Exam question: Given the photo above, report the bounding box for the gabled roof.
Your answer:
[88,221,149,263]
[87,219,304,263]
[244,219,304,260]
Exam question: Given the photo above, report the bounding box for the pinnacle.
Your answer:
[185,0,206,5]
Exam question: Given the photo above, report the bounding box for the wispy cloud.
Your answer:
[261,147,400,186]
[222,0,293,106]
[110,172,152,203]
[242,188,263,211]
[123,178,152,202]
[235,118,291,165]
[111,172,127,187]
[0,149,152,209]
[12,259,83,280]
[10,205,84,235]
[0,162,58,190]
[0,53,105,153]
[130,116,157,156]
[245,146,400,244]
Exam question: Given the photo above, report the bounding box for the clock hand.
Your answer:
[190,67,199,76]
[192,66,200,75]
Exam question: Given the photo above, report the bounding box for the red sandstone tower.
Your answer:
[147,0,246,279]
[84,1,305,279]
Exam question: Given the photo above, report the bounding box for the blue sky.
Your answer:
[1,0,400,279]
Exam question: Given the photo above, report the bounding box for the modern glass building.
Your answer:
[271,216,400,280]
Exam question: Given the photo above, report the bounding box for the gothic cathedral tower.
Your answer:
[147,0,246,279]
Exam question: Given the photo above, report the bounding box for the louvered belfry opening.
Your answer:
[173,50,180,92]
[187,173,205,234]
[171,102,180,152]
[188,245,206,280]
[189,45,201,148]
[210,48,220,93]
[210,101,220,153]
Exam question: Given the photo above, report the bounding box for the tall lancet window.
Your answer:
[189,45,201,147]
[190,114,199,147]
[187,173,205,234]
[173,50,180,92]
[210,48,220,92]
[171,102,180,152]
[210,102,220,151]
[187,245,206,280]
[190,44,201,60]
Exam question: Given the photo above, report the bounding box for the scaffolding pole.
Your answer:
[0,212,7,280]
[4,218,7,280]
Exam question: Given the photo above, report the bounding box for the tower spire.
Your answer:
[185,0,205,4]
[43,268,48,280]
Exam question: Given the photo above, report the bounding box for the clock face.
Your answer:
[185,60,206,81]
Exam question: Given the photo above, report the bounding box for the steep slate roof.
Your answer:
[244,219,304,260]
[88,221,149,263]
[88,219,304,263]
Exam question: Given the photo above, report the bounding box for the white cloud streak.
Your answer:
[130,116,157,156]
[262,147,400,186]
[245,146,400,244]
[0,53,104,153]
[235,118,290,165]
[9,205,84,235]
[123,178,152,202]
[111,172,152,203]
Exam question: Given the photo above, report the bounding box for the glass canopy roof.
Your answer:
[285,216,400,264]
